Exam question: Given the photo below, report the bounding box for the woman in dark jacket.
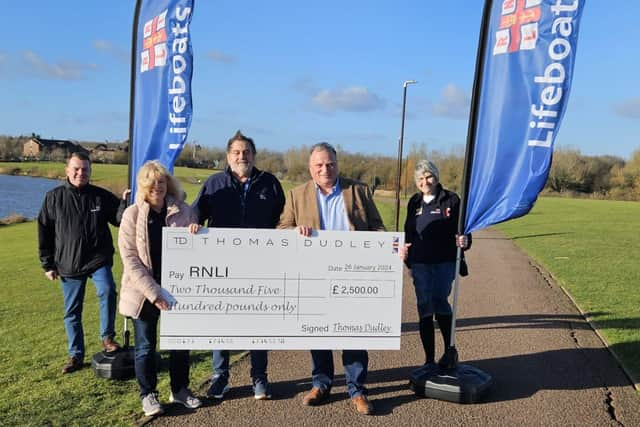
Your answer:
[404,160,471,368]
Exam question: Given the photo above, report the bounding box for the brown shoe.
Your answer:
[62,356,83,374]
[302,387,330,406]
[352,395,374,415]
[102,336,121,353]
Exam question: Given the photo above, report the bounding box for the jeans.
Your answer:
[60,265,117,359]
[310,350,368,398]
[410,262,456,318]
[213,350,268,381]
[132,301,190,397]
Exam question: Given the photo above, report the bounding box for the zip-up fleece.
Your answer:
[192,166,285,228]
[37,180,124,277]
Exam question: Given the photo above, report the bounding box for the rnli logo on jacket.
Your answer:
[493,0,541,55]
[141,10,168,72]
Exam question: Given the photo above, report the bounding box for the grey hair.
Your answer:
[310,142,337,158]
[414,160,440,182]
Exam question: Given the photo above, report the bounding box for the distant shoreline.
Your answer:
[0,168,63,181]
[0,214,30,226]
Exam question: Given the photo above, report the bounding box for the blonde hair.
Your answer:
[136,160,185,202]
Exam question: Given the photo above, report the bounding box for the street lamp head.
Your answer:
[403,80,418,88]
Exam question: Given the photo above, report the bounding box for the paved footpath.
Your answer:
[149,229,640,426]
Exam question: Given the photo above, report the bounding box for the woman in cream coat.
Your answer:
[119,160,202,417]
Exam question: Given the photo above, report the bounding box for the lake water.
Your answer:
[0,174,61,219]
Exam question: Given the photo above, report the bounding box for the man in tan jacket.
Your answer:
[278,142,385,415]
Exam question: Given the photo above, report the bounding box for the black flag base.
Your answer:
[91,326,135,380]
[91,347,135,380]
[409,347,492,403]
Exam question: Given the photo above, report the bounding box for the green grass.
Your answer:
[0,221,227,426]
[496,197,640,384]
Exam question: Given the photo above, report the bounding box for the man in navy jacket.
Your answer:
[192,130,285,400]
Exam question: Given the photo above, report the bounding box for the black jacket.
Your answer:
[404,184,471,266]
[192,167,285,228]
[38,180,125,277]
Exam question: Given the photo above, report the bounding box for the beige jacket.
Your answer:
[278,177,385,232]
[118,194,197,319]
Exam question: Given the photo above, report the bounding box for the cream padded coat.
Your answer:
[118,194,197,319]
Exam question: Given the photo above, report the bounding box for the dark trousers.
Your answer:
[132,301,190,397]
[213,350,268,381]
[310,350,368,398]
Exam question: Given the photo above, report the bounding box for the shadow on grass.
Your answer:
[584,313,640,331]
[510,232,572,240]
[469,232,572,240]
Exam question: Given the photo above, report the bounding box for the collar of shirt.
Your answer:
[315,179,349,231]
[422,194,435,204]
[314,178,340,197]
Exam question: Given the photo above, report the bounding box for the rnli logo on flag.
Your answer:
[392,236,399,254]
[141,10,168,72]
[493,0,542,55]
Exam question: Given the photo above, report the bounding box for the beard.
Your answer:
[232,162,252,178]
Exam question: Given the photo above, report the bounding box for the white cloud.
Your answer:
[92,40,128,64]
[312,86,385,113]
[431,83,470,120]
[21,50,97,80]
[613,97,640,119]
[207,49,236,64]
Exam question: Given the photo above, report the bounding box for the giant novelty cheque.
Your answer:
[159,228,404,350]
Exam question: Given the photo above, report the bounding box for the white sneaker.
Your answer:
[170,387,203,409]
[142,392,164,417]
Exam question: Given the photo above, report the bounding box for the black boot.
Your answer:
[438,347,458,370]
[435,313,453,349]
[418,316,435,365]
[435,313,458,369]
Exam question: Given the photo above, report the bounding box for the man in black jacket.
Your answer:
[192,130,285,401]
[38,152,127,374]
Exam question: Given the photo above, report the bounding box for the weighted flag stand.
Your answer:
[90,0,145,381]
[92,0,196,381]
[409,251,492,403]
[409,0,494,403]
[410,0,585,403]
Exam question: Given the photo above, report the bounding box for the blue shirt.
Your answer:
[316,179,350,231]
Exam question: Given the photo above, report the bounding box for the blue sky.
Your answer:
[1,1,638,159]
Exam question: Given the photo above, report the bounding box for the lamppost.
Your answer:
[394,80,417,231]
